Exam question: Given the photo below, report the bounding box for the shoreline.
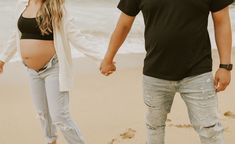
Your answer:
[0,2,234,55]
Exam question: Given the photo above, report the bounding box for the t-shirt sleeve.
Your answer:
[117,0,140,17]
[210,0,234,12]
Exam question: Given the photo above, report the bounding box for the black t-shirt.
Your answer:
[118,0,234,80]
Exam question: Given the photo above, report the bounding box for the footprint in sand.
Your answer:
[108,128,136,144]
[168,124,192,128]
[174,124,192,128]
[166,119,172,122]
[223,127,230,132]
[120,128,136,139]
[108,138,120,144]
[224,111,235,118]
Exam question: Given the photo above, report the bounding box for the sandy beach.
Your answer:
[0,50,235,144]
[0,0,234,144]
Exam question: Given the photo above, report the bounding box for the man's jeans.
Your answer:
[143,72,223,144]
[26,55,85,144]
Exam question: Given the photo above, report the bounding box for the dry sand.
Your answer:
[0,50,234,144]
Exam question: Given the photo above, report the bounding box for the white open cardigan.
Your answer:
[0,0,103,91]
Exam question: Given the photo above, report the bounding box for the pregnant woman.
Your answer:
[0,0,102,144]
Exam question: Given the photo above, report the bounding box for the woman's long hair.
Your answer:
[36,0,65,35]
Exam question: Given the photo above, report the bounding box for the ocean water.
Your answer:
[0,0,234,62]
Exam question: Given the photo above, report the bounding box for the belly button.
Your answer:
[24,57,30,60]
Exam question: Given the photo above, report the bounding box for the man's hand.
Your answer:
[0,60,5,74]
[100,60,116,76]
[99,13,135,76]
[214,68,231,92]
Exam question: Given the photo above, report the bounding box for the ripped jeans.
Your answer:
[143,72,223,144]
[26,55,85,144]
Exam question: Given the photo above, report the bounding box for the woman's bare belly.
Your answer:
[20,40,56,71]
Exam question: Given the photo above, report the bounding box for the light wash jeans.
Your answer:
[26,55,85,144]
[143,72,223,144]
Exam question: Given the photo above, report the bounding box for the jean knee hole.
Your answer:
[146,123,165,130]
[199,123,223,138]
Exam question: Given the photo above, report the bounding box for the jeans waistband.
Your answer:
[40,55,58,71]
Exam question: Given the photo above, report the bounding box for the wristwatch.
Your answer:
[219,64,233,71]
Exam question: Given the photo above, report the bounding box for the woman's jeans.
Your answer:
[26,55,85,144]
[143,72,224,144]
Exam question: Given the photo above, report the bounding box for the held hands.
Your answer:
[100,59,116,76]
[0,60,4,74]
[214,68,231,92]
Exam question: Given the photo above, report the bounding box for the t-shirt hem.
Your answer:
[143,69,212,81]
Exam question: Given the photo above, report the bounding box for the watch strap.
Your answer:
[219,64,233,71]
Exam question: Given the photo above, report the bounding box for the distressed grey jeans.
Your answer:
[26,55,85,144]
[143,72,223,144]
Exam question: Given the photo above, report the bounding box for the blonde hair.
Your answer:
[36,0,65,35]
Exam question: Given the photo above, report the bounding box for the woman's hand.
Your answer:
[0,61,5,74]
[100,59,116,76]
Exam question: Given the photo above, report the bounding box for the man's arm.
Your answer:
[212,7,232,92]
[100,13,136,76]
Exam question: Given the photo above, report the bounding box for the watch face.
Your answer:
[228,64,233,70]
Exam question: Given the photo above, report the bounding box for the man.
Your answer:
[100,0,233,143]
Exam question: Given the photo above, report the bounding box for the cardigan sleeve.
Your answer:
[0,28,18,63]
[65,12,104,63]
[0,2,20,63]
